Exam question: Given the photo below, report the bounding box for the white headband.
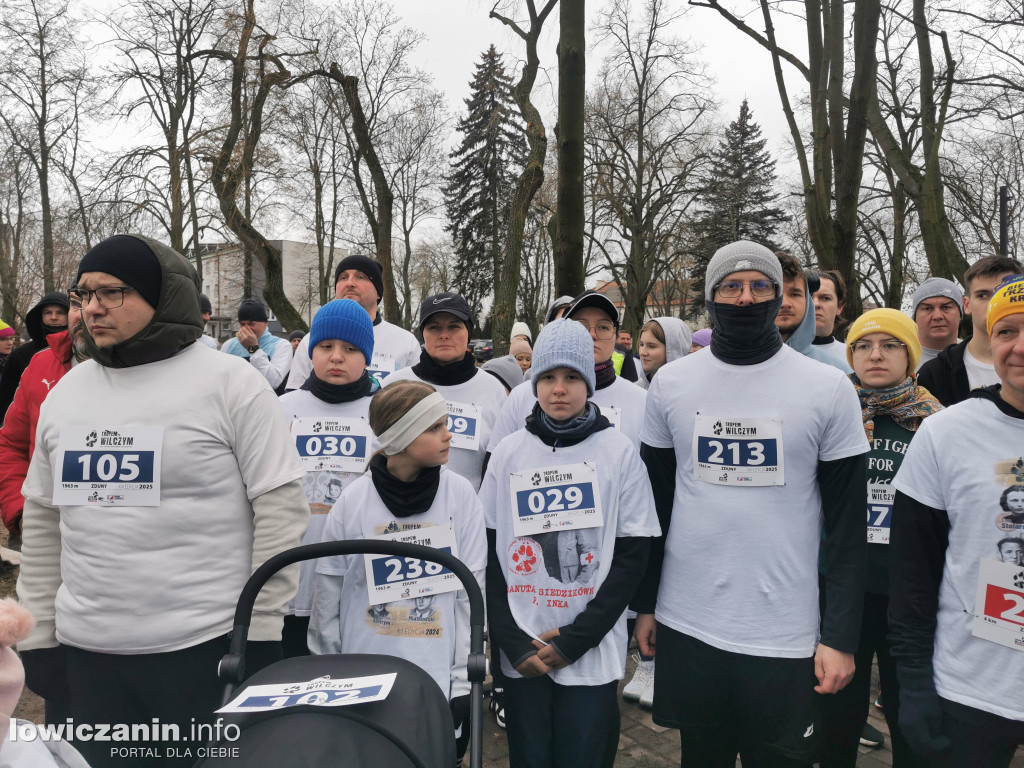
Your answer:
[377,391,447,455]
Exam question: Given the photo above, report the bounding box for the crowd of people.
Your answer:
[0,234,1018,768]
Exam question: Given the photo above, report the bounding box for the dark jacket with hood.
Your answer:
[915,339,968,407]
[0,292,70,424]
[79,236,204,367]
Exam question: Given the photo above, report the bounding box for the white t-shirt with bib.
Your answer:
[279,389,378,616]
[286,319,422,389]
[382,368,506,491]
[480,427,660,686]
[487,376,647,453]
[23,343,306,653]
[641,346,868,658]
[314,469,486,699]
[893,397,1024,721]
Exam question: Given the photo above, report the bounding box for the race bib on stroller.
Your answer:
[53,426,162,506]
[693,415,783,486]
[509,463,603,537]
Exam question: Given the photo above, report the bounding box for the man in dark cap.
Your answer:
[16,234,307,766]
[221,298,292,392]
[285,254,421,389]
[0,291,69,422]
[197,293,218,349]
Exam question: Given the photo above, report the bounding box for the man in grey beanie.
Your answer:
[911,277,963,370]
[632,239,868,765]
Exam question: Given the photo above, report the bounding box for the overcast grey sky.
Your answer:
[396,0,807,166]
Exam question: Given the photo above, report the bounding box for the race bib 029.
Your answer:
[291,417,372,474]
[53,426,163,506]
[692,415,784,487]
[509,463,603,537]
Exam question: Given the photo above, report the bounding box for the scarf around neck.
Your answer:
[851,374,943,441]
[368,452,441,517]
[706,298,784,365]
[525,401,611,448]
[301,370,378,404]
[412,349,478,386]
[594,360,616,390]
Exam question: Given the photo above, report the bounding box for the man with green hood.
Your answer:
[16,234,307,767]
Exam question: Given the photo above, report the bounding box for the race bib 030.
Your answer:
[692,415,784,487]
[291,417,372,474]
[509,463,603,537]
[53,426,163,506]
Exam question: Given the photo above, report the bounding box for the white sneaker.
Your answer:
[623,654,654,703]
[639,658,655,708]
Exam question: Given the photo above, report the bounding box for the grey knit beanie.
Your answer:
[530,319,596,396]
[704,241,784,301]
[911,277,963,319]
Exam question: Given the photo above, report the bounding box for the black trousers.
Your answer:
[503,676,619,768]
[932,698,1024,768]
[653,623,818,768]
[64,635,281,768]
[817,591,927,768]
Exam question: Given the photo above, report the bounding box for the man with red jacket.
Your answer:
[0,305,84,539]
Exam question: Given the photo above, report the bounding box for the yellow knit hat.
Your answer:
[846,308,922,373]
[986,275,1024,335]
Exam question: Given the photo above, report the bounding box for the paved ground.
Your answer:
[475,654,1024,767]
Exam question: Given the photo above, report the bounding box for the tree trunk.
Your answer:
[555,0,585,297]
[489,0,558,356]
[333,69,398,322]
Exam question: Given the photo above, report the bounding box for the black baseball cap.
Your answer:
[419,292,473,334]
[565,290,620,329]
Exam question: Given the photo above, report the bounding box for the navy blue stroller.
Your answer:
[193,541,486,768]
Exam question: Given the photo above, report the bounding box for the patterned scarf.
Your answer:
[851,374,943,441]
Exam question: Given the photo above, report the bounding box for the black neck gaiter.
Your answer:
[301,370,374,404]
[706,297,784,365]
[412,349,478,386]
[812,334,835,346]
[594,360,616,390]
[368,453,441,517]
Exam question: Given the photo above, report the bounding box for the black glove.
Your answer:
[21,645,70,704]
[897,662,951,757]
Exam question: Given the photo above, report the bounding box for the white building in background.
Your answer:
[189,240,348,341]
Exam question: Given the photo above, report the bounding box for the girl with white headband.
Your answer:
[309,379,486,762]
[479,319,660,768]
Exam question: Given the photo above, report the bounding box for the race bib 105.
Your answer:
[509,463,603,537]
[53,426,163,506]
[692,415,784,487]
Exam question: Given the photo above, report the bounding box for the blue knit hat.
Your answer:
[308,299,374,363]
[530,319,596,396]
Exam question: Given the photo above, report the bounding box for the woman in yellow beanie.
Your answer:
[0,321,14,377]
[819,307,942,768]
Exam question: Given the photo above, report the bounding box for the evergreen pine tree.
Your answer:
[444,45,526,323]
[689,100,788,313]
